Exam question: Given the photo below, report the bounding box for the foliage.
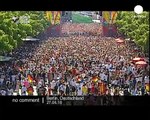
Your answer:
[115,11,149,53]
[0,11,49,53]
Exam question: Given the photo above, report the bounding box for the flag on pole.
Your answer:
[28,74,33,83]
[102,11,110,24]
[54,11,61,25]
[145,83,149,92]
[46,11,53,24]
[111,11,117,24]
[99,82,106,94]
[92,76,99,82]
[18,67,23,72]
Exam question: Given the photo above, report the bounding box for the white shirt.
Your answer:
[54,73,57,80]
[110,89,114,96]
[51,82,56,89]
[22,92,26,96]
[136,77,142,82]
[125,80,130,85]
[91,70,94,74]
[72,81,76,87]
[105,64,109,69]
[119,90,124,96]
[77,87,82,95]
[145,76,149,84]
[11,75,16,82]
[122,67,126,72]
[7,89,13,96]
[37,81,42,88]
[1,90,6,96]
[0,78,4,83]
[100,73,105,81]
[76,83,83,95]
[59,73,62,78]
[87,83,92,88]
[59,85,65,91]
[21,86,27,93]
[79,67,83,71]
[104,74,108,81]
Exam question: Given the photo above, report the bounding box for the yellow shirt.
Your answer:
[82,86,88,94]
[146,84,149,92]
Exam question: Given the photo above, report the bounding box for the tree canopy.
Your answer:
[0,11,49,54]
[115,11,149,53]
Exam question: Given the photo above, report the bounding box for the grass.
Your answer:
[72,13,93,23]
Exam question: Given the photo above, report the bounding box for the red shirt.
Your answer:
[51,67,55,73]
[91,85,95,93]
[27,86,34,93]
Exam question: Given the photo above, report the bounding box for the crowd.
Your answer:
[61,23,102,36]
[0,23,149,97]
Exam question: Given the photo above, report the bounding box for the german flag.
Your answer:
[99,82,106,95]
[146,83,150,92]
[27,74,33,83]
[18,67,23,72]
[92,76,99,82]
[46,11,53,24]
[76,76,82,83]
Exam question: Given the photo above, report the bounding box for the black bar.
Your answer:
[1,96,150,106]
[0,0,149,11]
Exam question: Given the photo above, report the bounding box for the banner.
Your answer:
[53,11,61,25]
[110,11,117,24]
[46,11,53,24]
[102,11,118,37]
[102,11,110,24]
[46,11,61,25]
[103,11,117,25]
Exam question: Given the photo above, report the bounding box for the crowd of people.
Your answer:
[61,23,102,36]
[0,23,149,97]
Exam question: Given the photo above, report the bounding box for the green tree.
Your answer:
[0,11,50,53]
[116,11,149,53]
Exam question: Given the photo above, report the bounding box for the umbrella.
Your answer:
[132,57,141,62]
[116,39,124,43]
[135,61,147,66]
[115,38,121,41]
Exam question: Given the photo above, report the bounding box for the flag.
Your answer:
[18,67,23,72]
[111,11,117,24]
[99,82,106,94]
[46,11,53,24]
[76,76,82,83]
[46,11,61,25]
[102,11,110,24]
[146,83,149,92]
[92,76,99,82]
[54,11,61,25]
[27,75,33,83]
